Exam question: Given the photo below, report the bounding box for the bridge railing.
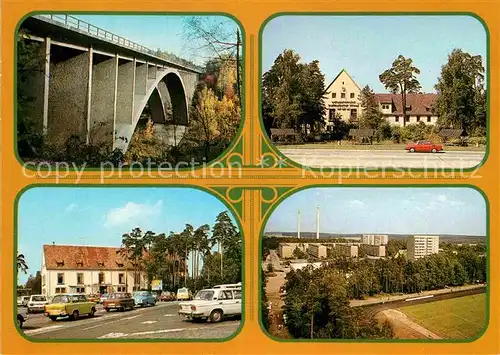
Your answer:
[33,14,202,72]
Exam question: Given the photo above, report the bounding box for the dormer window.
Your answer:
[97,261,104,267]
[76,261,83,267]
[116,262,124,267]
[56,260,64,267]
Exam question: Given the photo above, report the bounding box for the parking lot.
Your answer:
[18,302,241,339]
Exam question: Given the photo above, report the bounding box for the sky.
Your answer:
[262,15,487,93]
[17,187,238,284]
[265,188,486,237]
[61,14,239,66]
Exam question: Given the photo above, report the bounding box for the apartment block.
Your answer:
[407,235,440,261]
[361,234,388,245]
[360,244,386,257]
[308,244,327,259]
[336,244,359,258]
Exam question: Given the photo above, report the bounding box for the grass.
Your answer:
[278,142,486,151]
[398,294,487,339]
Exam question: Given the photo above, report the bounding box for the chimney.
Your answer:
[297,210,301,239]
[316,205,320,240]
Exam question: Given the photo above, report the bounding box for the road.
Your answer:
[19,302,240,340]
[279,148,484,169]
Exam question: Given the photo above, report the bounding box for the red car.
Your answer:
[405,141,443,153]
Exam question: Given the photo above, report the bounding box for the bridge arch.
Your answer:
[115,68,191,152]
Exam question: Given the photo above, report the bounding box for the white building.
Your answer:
[407,236,440,261]
[41,244,148,298]
[362,234,388,245]
[323,69,439,128]
[308,244,327,259]
[360,244,386,257]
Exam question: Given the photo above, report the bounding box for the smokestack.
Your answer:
[316,205,320,239]
[297,210,301,239]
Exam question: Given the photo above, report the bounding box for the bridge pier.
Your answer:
[19,16,199,155]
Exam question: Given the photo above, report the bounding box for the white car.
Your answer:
[27,294,48,313]
[178,283,242,323]
[21,296,30,307]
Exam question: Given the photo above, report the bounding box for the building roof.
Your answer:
[43,245,135,270]
[374,93,438,116]
[323,69,362,94]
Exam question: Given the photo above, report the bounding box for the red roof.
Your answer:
[374,93,437,115]
[43,245,134,270]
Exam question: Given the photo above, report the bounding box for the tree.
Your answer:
[434,49,486,132]
[189,85,219,160]
[118,228,152,290]
[182,17,242,98]
[25,271,42,294]
[262,49,326,134]
[379,55,421,127]
[17,253,28,274]
[212,211,239,281]
[358,85,383,129]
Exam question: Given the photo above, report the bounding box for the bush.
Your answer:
[468,136,487,146]
[376,121,392,141]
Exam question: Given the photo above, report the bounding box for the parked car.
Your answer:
[44,294,96,321]
[103,292,135,312]
[87,294,100,303]
[17,313,27,328]
[405,141,443,153]
[21,296,30,307]
[176,288,192,301]
[159,291,176,302]
[178,283,242,323]
[99,293,109,304]
[133,291,156,307]
[17,297,23,307]
[27,294,48,313]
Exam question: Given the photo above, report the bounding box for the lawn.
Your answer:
[278,143,486,151]
[398,294,487,339]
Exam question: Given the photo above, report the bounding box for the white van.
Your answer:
[178,283,242,323]
[27,294,48,313]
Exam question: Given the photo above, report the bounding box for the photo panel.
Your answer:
[16,13,244,170]
[15,186,243,341]
[260,186,488,341]
[260,14,488,172]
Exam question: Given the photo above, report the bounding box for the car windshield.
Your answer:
[194,290,214,300]
[110,293,128,299]
[31,296,46,302]
[52,295,70,303]
[178,288,187,294]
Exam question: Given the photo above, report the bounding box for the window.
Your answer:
[56,261,64,267]
[405,117,410,122]
[219,290,233,300]
[77,273,84,285]
[350,109,357,119]
[331,92,336,98]
[117,286,126,292]
[97,262,104,267]
[55,287,66,294]
[76,287,85,293]
[119,273,125,284]
[99,272,105,284]
[57,273,64,285]
[328,109,336,121]
[233,290,242,300]
[417,116,421,122]
[427,116,431,122]
[341,93,346,99]
[395,117,399,122]
[350,93,355,99]
[76,261,83,267]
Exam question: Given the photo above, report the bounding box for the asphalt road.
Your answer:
[279,148,485,169]
[19,302,241,340]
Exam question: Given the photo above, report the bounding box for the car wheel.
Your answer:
[49,316,58,321]
[17,317,23,329]
[210,309,223,323]
[70,310,79,321]
[431,148,437,153]
[410,148,415,153]
[89,307,96,317]
[105,308,110,312]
